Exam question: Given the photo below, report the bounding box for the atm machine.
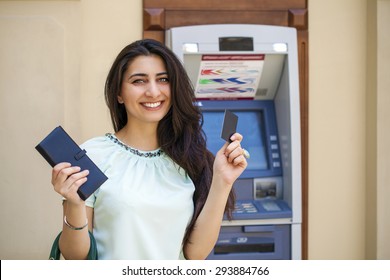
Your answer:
[166,24,302,260]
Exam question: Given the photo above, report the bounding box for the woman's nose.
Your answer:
[145,81,160,98]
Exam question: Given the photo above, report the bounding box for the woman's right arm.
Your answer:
[52,162,93,260]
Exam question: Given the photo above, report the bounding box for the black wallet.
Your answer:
[35,126,108,200]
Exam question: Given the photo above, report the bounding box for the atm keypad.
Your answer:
[234,202,258,214]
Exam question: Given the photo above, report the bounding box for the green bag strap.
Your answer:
[49,231,98,260]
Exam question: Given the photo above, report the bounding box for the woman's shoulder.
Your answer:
[79,134,117,164]
[81,134,110,150]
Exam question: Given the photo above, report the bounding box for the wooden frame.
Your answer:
[143,0,309,259]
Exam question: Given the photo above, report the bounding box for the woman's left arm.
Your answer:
[184,133,247,260]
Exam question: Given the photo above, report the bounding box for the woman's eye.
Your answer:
[132,79,146,84]
[159,77,169,83]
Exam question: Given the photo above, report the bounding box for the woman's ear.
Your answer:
[117,95,124,104]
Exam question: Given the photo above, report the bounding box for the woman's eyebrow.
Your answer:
[128,72,168,79]
[156,72,168,76]
[128,73,147,79]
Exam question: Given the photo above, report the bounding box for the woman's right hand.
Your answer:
[51,162,89,205]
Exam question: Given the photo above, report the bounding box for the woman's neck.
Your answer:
[115,122,159,151]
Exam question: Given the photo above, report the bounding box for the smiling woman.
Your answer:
[48,39,248,260]
[116,55,171,139]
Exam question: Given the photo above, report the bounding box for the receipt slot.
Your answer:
[166,24,302,260]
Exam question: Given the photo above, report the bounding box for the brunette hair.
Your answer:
[104,39,235,246]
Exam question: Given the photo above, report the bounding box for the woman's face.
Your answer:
[118,54,171,127]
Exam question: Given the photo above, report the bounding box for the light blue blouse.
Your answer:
[82,134,195,260]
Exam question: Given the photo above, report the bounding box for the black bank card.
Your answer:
[221,110,238,142]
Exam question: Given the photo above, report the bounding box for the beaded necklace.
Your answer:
[105,133,163,158]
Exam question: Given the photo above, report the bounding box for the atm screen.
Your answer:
[202,110,269,171]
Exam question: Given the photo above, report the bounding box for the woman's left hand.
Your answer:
[213,132,248,189]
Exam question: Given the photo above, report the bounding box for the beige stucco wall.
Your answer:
[0,0,142,259]
[309,0,390,260]
[308,0,367,259]
[376,0,390,260]
[0,0,388,259]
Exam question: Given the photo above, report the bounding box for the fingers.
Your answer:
[52,162,71,184]
[229,132,243,142]
[51,162,89,198]
[224,133,247,166]
[224,132,243,157]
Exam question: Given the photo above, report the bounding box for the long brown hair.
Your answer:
[104,39,235,246]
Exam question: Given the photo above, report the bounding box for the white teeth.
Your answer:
[143,102,161,108]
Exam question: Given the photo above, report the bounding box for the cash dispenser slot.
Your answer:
[215,225,275,254]
[214,241,275,254]
[208,225,290,260]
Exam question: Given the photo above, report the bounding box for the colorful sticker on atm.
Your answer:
[195,54,264,99]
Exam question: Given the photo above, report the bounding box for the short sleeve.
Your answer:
[85,190,96,208]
